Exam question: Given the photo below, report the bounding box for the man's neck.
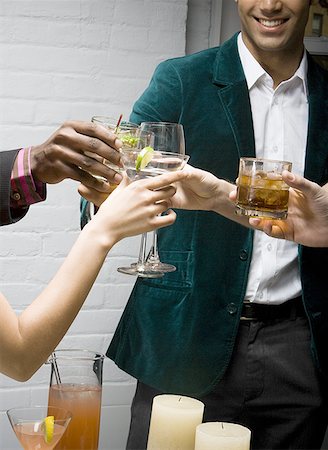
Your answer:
[256,50,304,88]
[240,33,305,89]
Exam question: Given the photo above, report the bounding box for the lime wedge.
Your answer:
[42,415,55,444]
[135,146,154,171]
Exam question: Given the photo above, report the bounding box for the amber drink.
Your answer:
[235,158,292,219]
[47,350,104,450]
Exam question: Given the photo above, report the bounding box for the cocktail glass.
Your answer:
[84,116,140,220]
[47,349,104,450]
[140,122,186,274]
[7,406,71,450]
[235,157,292,220]
[81,116,139,220]
[117,148,189,277]
[91,115,139,173]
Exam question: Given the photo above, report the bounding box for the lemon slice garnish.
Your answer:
[42,415,54,444]
[135,146,154,171]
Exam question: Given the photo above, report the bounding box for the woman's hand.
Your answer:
[87,170,188,247]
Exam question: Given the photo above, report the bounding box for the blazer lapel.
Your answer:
[212,34,256,160]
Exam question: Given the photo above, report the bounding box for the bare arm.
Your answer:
[0,170,186,381]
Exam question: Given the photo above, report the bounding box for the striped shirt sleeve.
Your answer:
[10,147,46,208]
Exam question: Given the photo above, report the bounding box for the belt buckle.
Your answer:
[240,302,257,321]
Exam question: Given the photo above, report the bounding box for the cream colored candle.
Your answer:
[146,394,204,450]
[195,422,251,450]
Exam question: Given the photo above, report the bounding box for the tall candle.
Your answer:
[146,394,204,450]
[195,422,251,450]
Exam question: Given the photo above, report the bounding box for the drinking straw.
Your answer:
[51,352,62,384]
[114,113,123,133]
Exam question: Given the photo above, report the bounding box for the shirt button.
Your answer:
[258,292,264,299]
[12,192,21,201]
[227,303,237,315]
[267,243,272,251]
[273,146,278,153]
[239,250,248,261]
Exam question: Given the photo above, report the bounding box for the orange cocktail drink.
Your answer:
[47,350,104,450]
[49,384,102,449]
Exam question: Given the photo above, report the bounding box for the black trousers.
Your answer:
[126,316,328,450]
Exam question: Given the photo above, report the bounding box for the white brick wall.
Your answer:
[0,1,188,449]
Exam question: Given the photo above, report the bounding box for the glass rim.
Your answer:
[46,349,105,363]
[240,157,292,165]
[7,405,72,417]
[91,116,138,128]
[140,121,183,127]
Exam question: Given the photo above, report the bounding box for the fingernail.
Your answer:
[114,173,123,183]
[284,170,294,181]
[115,138,123,148]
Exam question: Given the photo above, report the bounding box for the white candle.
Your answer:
[195,422,251,450]
[146,394,204,450]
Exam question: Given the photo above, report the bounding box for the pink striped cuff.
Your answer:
[10,147,46,208]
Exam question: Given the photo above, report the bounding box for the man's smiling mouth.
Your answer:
[256,18,288,27]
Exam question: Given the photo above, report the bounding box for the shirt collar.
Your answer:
[237,32,308,96]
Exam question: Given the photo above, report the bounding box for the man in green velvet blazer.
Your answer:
[80,1,328,448]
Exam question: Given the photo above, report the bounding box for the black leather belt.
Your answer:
[240,296,305,321]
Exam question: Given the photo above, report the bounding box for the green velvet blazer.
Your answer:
[84,33,328,396]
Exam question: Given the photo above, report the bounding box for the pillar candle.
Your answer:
[146,394,204,450]
[195,422,251,450]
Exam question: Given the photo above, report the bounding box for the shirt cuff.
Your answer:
[10,147,46,208]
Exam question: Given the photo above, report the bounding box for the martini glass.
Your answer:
[7,406,71,450]
[140,122,186,273]
[117,147,189,277]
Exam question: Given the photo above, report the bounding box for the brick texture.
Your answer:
[0,1,189,448]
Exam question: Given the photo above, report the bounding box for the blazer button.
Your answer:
[239,250,248,261]
[227,303,237,315]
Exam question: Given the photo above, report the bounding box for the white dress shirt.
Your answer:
[237,33,308,304]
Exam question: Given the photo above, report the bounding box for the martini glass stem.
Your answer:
[137,233,148,268]
[147,231,160,265]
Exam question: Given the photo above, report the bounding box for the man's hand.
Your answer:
[30,121,123,193]
[229,171,328,247]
